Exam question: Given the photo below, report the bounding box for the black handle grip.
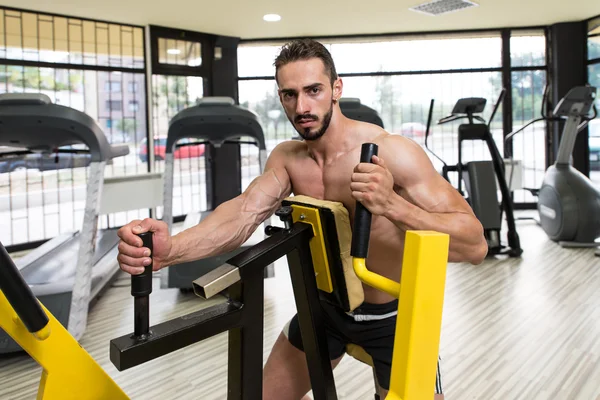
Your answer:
[132,232,153,298]
[350,143,378,259]
[0,241,49,334]
[132,232,153,338]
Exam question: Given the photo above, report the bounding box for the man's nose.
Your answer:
[296,93,310,115]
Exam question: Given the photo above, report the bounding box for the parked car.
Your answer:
[0,150,91,174]
[590,119,600,171]
[400,122,428,138]
[138,136,206,162]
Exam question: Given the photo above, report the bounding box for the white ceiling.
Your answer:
[3,0,600,40]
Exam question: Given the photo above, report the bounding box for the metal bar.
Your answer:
[501,29,514,158]
[0,241,49,334]
[0,57,144,72]
[110,301,243,371]
[68,161,105,340]
[286,243,338,400]
[238,67,503,81]
[227,248,265,399]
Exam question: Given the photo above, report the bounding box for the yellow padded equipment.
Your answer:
[283,195,365,312]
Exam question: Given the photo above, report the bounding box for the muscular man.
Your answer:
[117,39,487,399]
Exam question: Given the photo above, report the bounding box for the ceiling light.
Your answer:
[263,14,281,22]
[409,0,478,16]
[167,48,181,55]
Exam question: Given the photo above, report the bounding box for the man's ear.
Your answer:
[332,77,343,101]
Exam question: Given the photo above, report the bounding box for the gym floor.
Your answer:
[1,215,599,400]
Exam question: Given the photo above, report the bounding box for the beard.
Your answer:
[289,100,334,141]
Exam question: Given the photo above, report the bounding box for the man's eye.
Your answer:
[311,87,320,94]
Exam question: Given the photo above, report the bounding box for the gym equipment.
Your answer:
[0,241,128,399]
[0,142,448,399]
[424,90,523,257]
[350,143,449,400]
[0,93,129,354]
[340,98,385,128]
[506,85,600,249]
[161,97,271,290]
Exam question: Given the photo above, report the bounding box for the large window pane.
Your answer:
[0,7,148,247]
[589,36,600,61]
[238,34,502,78]
[327,35,502,73]
[511,31,546,67]
[238,45,282,78]
[589,63,600,185]
[510,70,547,202]
[152,75,206,218]
[239,79,295,188]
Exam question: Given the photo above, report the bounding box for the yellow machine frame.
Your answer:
[0,292,129,400]
[288,200,449,400]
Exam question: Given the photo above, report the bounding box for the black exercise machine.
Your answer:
[424,89,523,258]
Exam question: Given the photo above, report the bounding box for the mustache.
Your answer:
[295,114,318,123]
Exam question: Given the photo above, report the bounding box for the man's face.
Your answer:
[277,58,341,141]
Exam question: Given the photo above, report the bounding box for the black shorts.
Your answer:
[284,299,443,394]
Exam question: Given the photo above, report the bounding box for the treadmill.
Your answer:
[339,97,384,128]
[161,97,270,290]
[0,93,129,354]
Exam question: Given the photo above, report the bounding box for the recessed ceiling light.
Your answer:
[263,14,281,22]
[167,48,181,55]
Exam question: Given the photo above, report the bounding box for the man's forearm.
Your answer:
[382,193,487,264]
[165,196,261,266]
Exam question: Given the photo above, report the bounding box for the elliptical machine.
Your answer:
[505,85,599,251]
[425,89,523,258]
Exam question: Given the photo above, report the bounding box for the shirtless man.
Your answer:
[116,39,488,399]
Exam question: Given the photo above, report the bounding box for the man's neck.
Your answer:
[305,109,354,166]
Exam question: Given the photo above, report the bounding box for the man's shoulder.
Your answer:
[353,120,413,150]
[271,139,307,155]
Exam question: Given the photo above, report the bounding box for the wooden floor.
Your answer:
[1,218,600,400]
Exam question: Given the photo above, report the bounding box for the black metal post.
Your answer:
[227,258,265,399]
[286,243,338,400]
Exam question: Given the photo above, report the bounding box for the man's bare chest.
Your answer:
[286,158,357,215]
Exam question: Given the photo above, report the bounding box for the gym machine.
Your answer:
[161,97,272,290]
[505,85,600,251]
[0,93,129,354]
[424,90,523,258]
[0,143,449,400]
[339,98,385,128]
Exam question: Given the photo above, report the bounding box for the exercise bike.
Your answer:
[424,89,523,258]
[505,85,599,252]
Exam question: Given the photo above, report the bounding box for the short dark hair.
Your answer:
[274,39,338,85]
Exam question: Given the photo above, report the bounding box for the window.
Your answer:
[0,7,148,247]
[105,80,121,92]
[238,31,548,204]
[106,100,123,111]
[152,75,206,218]
[128,81,138,92]
[158,38,202,67]
[129,100,139,112]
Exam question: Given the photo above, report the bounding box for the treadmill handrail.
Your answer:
[166,97,266,153]
[0,93,123,162]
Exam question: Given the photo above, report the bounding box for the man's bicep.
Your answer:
[240,164,292,222]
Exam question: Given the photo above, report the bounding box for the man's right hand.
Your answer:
[117,218,173,275]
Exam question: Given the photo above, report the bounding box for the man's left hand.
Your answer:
[350,155,395,215]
